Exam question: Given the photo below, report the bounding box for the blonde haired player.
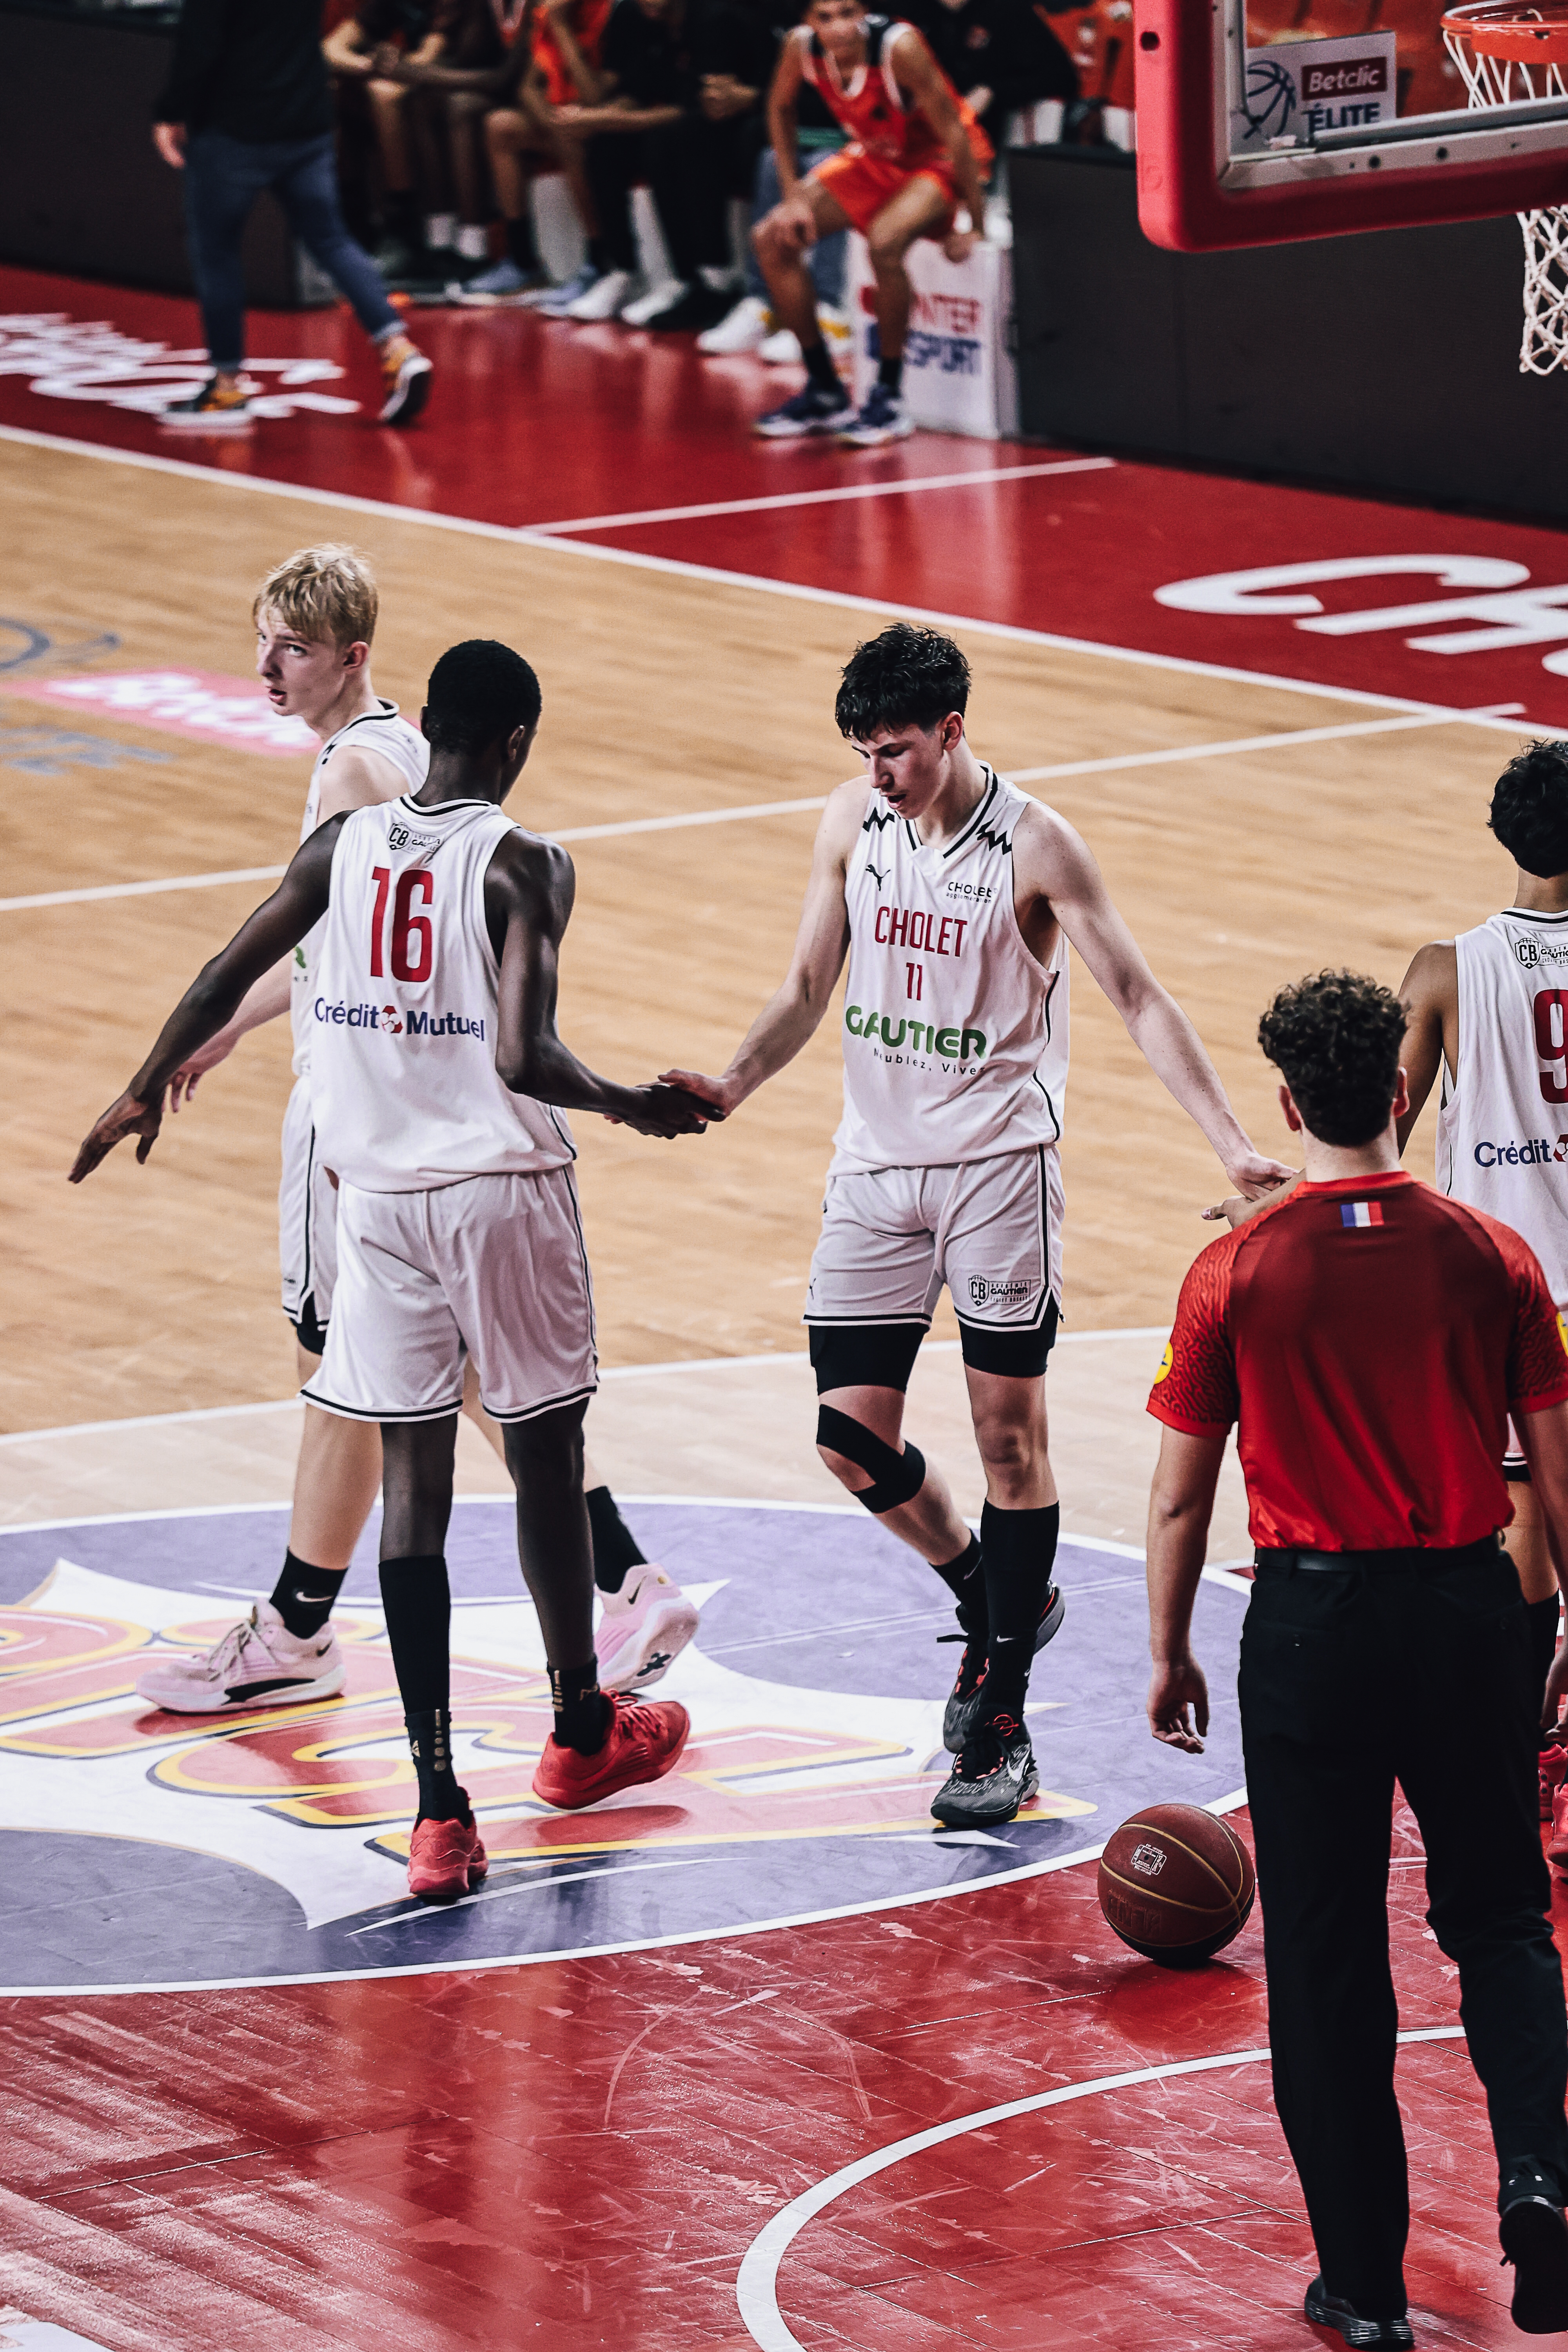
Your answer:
[140,550,695,1718]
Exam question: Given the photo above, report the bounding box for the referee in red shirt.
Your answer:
[1145,970,1568,2348]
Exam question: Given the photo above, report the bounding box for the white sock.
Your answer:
[425,212,457,249]
[456,222,489,260]
[699,265,738,292]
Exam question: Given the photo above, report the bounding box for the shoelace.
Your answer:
[958,1711,1023,1781]
[198,1610,265,1679]
[613,1697,669,1744]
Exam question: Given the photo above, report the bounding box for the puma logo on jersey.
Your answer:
[866,863,887,889]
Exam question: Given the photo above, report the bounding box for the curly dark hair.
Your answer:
[1257,970,1406,1148]
[834,624,971,740]
[425,639,542,756]
[1490,740,1568,878]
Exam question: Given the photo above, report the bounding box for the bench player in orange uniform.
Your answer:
[753,0,992,446]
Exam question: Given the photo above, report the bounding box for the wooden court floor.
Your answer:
[3,434,1533,1454]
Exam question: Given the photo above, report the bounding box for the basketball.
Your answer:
[1097,1804,1256,1966]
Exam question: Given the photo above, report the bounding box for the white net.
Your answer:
[1442,7,1568,371]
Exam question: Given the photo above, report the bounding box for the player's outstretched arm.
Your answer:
[1145,1425,1223,1753]
[659,781,862,1118]
[1394,939,1456,1158]
[488,835,708,1138]
[69,823,343,1183]
[896,29,987,254]
[1018,805,1293,1196]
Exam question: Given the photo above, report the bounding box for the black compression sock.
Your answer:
[505,212,541,272]
[551,1657,611,1754]
[932,1532,988,1644]
[404,1707,468,1823]
[979,1501,1060,1717]
[877,354,904,396]
[379,1553,451,1712]
[1530,1592,1563,1724]
[269,1550,347,1639]
[586,1485,646,1595]
[803,337,842,396]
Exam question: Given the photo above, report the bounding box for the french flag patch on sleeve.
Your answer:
[1341,1201,1384,1228]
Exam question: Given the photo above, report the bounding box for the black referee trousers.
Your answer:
[1240,1538,1568,2316]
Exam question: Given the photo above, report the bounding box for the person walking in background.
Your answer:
[1145,969,1568,2348]
[153,0,434,429]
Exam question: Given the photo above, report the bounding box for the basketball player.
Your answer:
[1398,740,1568,1718]
[72,639,709,1902]
[751,0,993,446]
[136,550,698,1719]
[661,624,1292,1826]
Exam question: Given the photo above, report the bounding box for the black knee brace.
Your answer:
[817,1405,926,1514]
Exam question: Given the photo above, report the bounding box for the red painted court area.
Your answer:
[7,262,1568,728]
[6,1802,1560,2352]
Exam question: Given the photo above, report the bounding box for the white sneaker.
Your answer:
[596,1566,699,1693]
[699,294,771,354]
[619,277,686,326]
[136,1599,346,1715]
[564,268,639,321]
[758,324,802,365]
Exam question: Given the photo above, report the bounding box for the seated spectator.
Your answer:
[364,0,532,284]
[908,0,1077,158]
[699,72,848,356]
[452,0,616,307]
[550,0,777,328]
[323,0,448,278]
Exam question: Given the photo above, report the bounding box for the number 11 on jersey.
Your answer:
[370,865,434,984]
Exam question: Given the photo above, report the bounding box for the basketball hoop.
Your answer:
[1442,1,1568,370]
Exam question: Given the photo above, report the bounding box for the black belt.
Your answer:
[1254,1534,1504,1574]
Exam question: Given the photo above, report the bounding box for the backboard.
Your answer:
[1134,0,1568,250]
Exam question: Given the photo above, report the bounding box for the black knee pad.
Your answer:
[817,1404,926,1514]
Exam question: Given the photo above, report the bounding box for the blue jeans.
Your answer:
[184,130,399,369]
[745,147,846,309]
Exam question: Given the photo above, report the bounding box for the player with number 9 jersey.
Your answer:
[1398,740,1568,1728]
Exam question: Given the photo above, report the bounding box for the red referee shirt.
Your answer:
[1147,1171,1568,1552]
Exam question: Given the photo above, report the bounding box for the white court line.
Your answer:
[733,2025,1467,2352]
[523,456,1117,535]
[0,1328,1166,1449]
[0,423,1556,741]
[0,700,1502,915]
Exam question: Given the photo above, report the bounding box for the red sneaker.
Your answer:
[532,1696,690,1810]
[408,1814,488,1904]
[1543,1738,1568,1824]
[1549,1781,1568,1871]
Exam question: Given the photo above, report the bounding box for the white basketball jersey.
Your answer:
[308,793,575,1192]
[291,701,428,1078]
[832,768,1069,1172]
[1436,907,1568,1305]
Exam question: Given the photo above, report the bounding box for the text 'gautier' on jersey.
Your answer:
[1438,907,1568,1308]
[308,794,576,1192]
[290,701,428,1080]
[833,767,1069,1173]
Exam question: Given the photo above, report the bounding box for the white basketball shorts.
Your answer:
[278,1076,338,1348]
[301,1167,598,1425]
[805,1144,1064,1334]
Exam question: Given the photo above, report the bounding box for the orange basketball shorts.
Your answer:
[809,136,991,238]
